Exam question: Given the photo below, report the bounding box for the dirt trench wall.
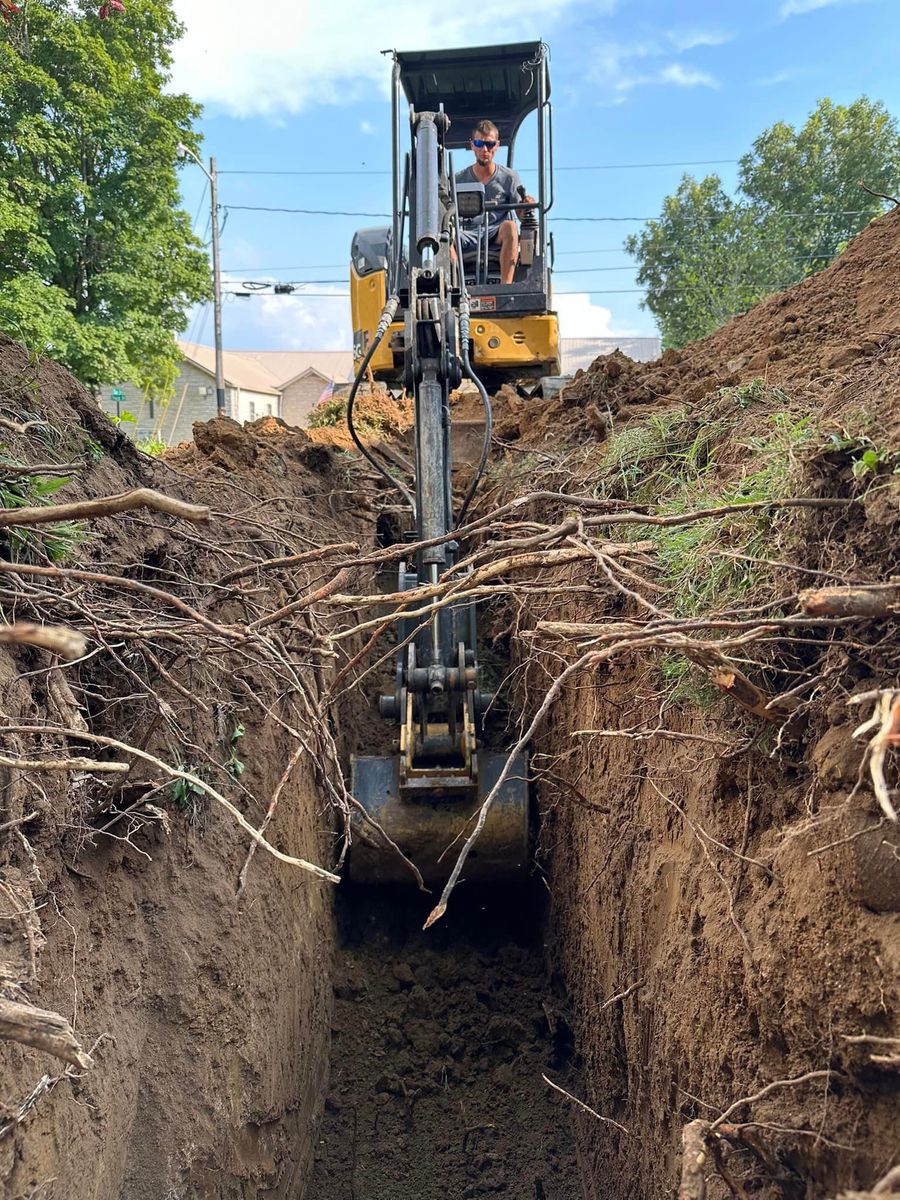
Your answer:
[0,333,378,1199]
[532,669,898,1199]
[0,710,333,1200]
[483,211,900,1199]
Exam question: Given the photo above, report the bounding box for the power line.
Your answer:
[218,157,741,177]
[224,203,869,224]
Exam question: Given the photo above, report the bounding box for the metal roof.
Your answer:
[394,42,548,150]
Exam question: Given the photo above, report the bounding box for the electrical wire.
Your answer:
[218,158,741,176]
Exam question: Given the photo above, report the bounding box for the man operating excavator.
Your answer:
[454,118,536,285]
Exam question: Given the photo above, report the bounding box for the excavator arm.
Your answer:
[348,108,530,886]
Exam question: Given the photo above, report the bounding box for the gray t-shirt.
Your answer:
[455,163,523,238]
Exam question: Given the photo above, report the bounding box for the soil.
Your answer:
[475,209,900,1199]
[307,884,582,1200]
[0,336,377,1200]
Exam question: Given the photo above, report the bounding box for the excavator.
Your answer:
[347,42,558,886]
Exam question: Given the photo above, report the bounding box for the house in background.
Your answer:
[96,338,659,446]
[96,342,353,445]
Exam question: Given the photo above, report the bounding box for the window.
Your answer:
[267,403,273,416]
[249,400,256,421]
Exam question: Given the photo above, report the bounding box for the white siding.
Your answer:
[235,389,279,423]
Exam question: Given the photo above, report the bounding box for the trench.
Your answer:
[306,881,584,1199]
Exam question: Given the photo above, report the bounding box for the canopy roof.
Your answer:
[395,42,548,150]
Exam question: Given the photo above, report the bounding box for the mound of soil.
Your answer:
[512,208,900,447]
[307,387,413,451]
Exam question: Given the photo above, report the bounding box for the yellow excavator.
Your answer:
[346,43,558,886]
[350,41,560,387]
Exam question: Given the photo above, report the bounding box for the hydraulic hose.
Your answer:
[346,294,417,516]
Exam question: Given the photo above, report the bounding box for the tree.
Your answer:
[625,176,796,349]
[628,98,900,348]
[0,0,210,393]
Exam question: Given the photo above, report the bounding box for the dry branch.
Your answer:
[0,753,128,773]
[0,487,209,528]
[1,725,340,883]
[0,416,46,436]
[0,561,241,640]
[0,998,92,1070]
[0,622,87,660]
[799,584,900,619]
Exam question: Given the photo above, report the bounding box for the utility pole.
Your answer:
[177,143,227,418]
[208,157,226,417]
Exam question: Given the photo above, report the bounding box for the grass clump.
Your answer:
[645,412,813,614]
[0,471,86,564]
[592,407,725,505]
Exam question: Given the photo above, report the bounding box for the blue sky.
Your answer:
[170,0,899,352]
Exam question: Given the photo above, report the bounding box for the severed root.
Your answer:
[0,998,92,1070]
[850,690,900,821]
[0,486,209,528]
[0,622,87,660]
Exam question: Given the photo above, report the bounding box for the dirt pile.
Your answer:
[0,334,378,1199]
[306,385,413,451]
[502,208,900,449]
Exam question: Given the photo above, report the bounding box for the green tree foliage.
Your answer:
[625,176,797,350]
[628,98,900,348]
[0,0,211,392]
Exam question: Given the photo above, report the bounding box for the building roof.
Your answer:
[178,341,281,395]
[236,350,355,388]
[178,342,354,393]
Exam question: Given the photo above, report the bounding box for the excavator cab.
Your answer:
[350,42,560,387]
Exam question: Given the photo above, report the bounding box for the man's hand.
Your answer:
[515,186,537,216]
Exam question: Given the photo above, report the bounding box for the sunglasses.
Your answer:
[472,138,497,149]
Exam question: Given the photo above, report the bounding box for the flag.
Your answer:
[316,380,335,406]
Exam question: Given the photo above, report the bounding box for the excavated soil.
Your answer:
[308,885,581,1200]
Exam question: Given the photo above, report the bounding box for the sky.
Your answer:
[169,0,900,353]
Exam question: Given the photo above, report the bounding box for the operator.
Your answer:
[454,119,535,286]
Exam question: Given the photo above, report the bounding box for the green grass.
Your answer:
[659,654,721,711]
[594,407,814,616]
[643,412,812,614]
[0,472,86,564]
[592,407,725,505]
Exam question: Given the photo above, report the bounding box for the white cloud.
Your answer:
[667,29,732,51]
[208,281,351,351]
[588,40,721,96]
[555,293,639,339]
[658,64,719,88]
[779,0,867,18]
[359,120,376,136]
[171,0,606,117]
[754,66,807,85]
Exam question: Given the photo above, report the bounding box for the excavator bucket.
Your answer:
[349,752,530,885]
